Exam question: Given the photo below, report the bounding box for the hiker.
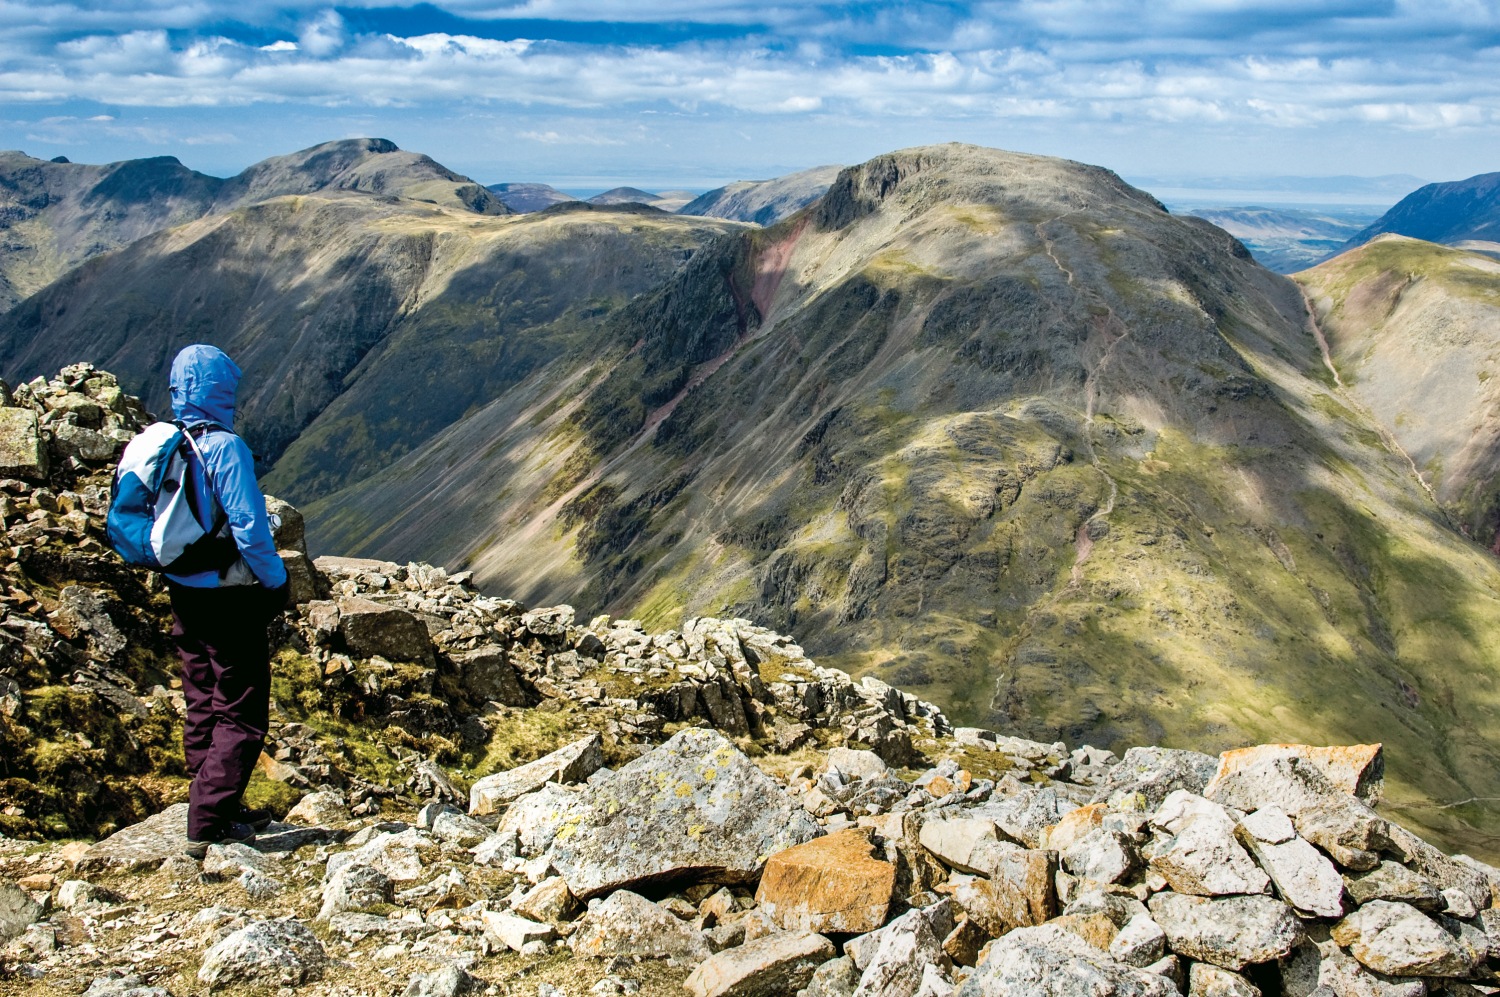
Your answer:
[163,344,289,856]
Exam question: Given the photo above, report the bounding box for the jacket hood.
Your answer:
[170,344,241,427]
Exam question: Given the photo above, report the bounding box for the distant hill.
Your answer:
[489,182,578,213]
[679,165,843,225]
[0,138,507,312]
[587,187,668,207]
[1182,205,1376,273]
[1342,171,1500,249]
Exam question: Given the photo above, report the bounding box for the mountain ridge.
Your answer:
[0,138,507,313]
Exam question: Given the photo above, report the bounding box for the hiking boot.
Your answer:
[183,822,258,861]
[237,805,274,830]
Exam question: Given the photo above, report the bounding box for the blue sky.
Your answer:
[1,1,1496,190]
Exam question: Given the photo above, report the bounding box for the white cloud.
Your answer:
[517,129,624,144]
[0,0,1495,143]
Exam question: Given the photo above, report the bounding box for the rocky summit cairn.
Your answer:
[1,367,1500,995]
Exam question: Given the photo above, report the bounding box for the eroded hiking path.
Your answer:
[1034,215,1125,585]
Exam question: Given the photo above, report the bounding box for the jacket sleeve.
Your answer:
[204,434,289,589]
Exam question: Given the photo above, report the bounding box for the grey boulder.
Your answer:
[1148,892,1302,971]
[549,728,820,899]
[198,918,326,986]
[1089,747,1217,812]
[955,923,1180,996]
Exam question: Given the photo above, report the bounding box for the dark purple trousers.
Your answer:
[169,584,272,842]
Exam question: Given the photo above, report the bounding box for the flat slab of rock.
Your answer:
[919,817,1000,873]
[1204,754,1344,816]
[685,928,834,997]
[198,918,326,986]
[1330,900,1484,977]
[76,804,189,871]
[956,923,1179,996]
[548,728,820,900]
[469,734,603,815]
[1207,743,1383,802]
[1148,892,1302,971]
[756,828,895,933]
[1236,806,1345,918]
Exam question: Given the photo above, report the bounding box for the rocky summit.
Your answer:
[3,368,1500,995]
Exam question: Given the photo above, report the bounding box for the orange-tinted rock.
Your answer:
[1051,912,1120,952]
[755,828,896,933]
[1207,744,1383,802]
[1044,802,1107,852]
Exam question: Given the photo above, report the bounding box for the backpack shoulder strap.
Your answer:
[178,423,232,538]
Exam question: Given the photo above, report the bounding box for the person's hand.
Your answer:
[265,579,292,618]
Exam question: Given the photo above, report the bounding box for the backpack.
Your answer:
[107,421,239,574]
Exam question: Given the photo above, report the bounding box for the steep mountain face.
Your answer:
[1182,205,1375,273]
[303,144,1500,855]
[0,194,743,498]
[1344,171,1500,249]
[488,182,579,213]
[0,139,505,313]
[1297,234,1500,545]
[679,164,843,225]
[0,151,221,311]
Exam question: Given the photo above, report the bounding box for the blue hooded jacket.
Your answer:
[164,345,288,590]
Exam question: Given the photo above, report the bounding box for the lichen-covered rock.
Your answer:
[1109,913,1166,968]
[1147,892,1302,971]
[1344,860,1443,910]
[1204,754,1343,816]
[1235,805,1346,917]
[1330,900,1485,977]
[973,788,1076,848]
[0,407,46,480]
[947,845,1058,937]
[1090,747,1218,812]
[1187,964,1259,997]
[1148,792,1269,897]
[76,804,190,871]
[285,789,352,826]
[451,645,528,706]
[548,728,820,899]
[0,877,43,942]
[1062,829,1138,885]
[570,889,710,961]
[318,863,393,919]
[955,923,1180,996]
[197,918,326,986]
[685,929,835,997]
[756,828,896,933]
[849,906,950,997]
[1290,797,1390,871]
[1280,927,1426,997]
[336,597,435,665]
[469,734,603,815]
